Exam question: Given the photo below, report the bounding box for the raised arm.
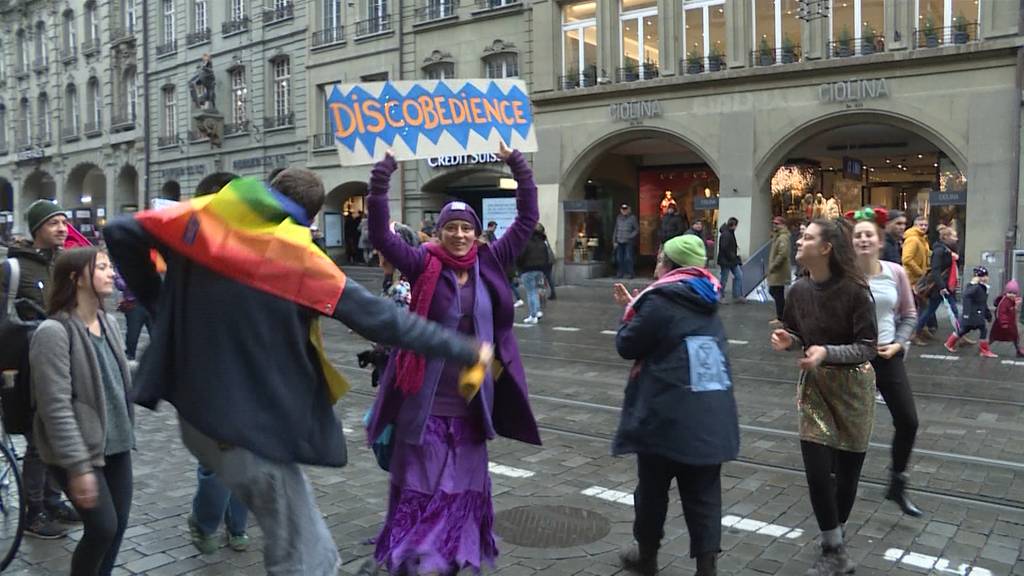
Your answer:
[366,155,425,280]
[489,150,540,267]
[104,216,162,315]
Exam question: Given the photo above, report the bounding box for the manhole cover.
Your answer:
[494,505,611,548]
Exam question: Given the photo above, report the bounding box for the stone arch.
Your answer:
[115,164,138,213]
[324,181,369,213]
[0,177,12,213]
[421,166,510,196]
[22,169,57,206]
[65,162,106,209]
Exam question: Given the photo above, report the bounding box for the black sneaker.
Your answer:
[47,502,82,524]
[25,511,68,539]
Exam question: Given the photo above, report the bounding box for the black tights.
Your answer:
[871,352,919,474]
[769,285,785,320]
[800,441,866,532]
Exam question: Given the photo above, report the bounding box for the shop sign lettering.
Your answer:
[16,147,45,162]
[818,78,890,104]
[694,197,719,210]
[233,155,288,170]
[428,153,501,168]
[929,190,967,206]
[609,99,662,124]
[159,165,207,179]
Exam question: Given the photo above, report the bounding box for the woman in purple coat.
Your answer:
[366,143,542,574]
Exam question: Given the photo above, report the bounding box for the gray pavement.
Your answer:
[8,266,1024,575]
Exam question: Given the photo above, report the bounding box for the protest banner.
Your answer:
[326,79,537,165]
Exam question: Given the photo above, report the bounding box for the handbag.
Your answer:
[0,259,44,434]
[362,408,394,472]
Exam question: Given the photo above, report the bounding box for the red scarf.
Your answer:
[394,242,479,396]
[948,251,959,292]
[622,267,721,322]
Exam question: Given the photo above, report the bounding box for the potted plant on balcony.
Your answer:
[922,15,939,48]
[781,34,797,63]
[953,13,970,44]
[837,25,852,57]
[758,37,773,66]
[686,51,703,75]
[708,45,724,72]
[861,23,876,55]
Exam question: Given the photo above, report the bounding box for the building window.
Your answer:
[17,30,28,71]
[751,0,800,61]
[18,97,30,145]
[163,0,176,43]
[35,21,47,66]
[0,104,6,148]
[367,0,387,21]
[86,2,101,42]
[88,77,101,125]
[125,70,137,121]
[273,58,290,119]
[232,0,246,20]
[231,67,247,124]
[916,0,977,45]
[319,85,332,137]
[194,0,208,31]
[620,0,658,76]
[324,0,342,29]
[484,53,518,78]
[63,11,77,55]
[37,93,50,142]
[125,0,137,33]
[424,62,454,80]
[0,42,6,80]
[683,0,725,65]
[561,2,597,87]
[66,84,79,132]
[163,88,176,136]
[827,0,884,55]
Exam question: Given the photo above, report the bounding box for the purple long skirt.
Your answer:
[374,415,497,574]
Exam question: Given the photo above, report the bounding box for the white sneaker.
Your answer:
[514,300,525,308]
[537,310,544,318]
[523,316,538,324]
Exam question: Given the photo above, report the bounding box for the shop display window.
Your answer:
[638,167,718,256]
[563,199,610,264]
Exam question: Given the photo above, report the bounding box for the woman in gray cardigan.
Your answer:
[30,247,134,576]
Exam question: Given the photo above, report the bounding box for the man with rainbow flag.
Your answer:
[104,167,490,575]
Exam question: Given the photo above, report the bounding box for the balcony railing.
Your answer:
[82,38,101,56]
[112,113,136,131]
[60,46,77,63]
[263,112,295,129]
[681,55,726,75]
[187,28,211,46]
[355,15,391,36]
[312,133,334,150]
[224,120,250,136]
[474,0,521,10]
[558,69,597,90]
[84,121,101,136]
[109,25,135,44]
[263,3,294,24]
[189,128,208,142]
[415,3,455,23]
[222,16,251,35]
[62,126,80,142]
[157,134,179,148]
[156,40,177,56]
[616,64,658,83]
[312,26,345,47]
[914,23,979,48]
[32,57,48,73]
[750,46,801,67]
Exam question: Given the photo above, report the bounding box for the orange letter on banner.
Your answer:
[448,98,468,123]
[469,98,486,124]
[434,96,452,125]
[499,101,514,125]
[418,96,439,130]
[384,101,405,128]
[512,101,527,124]
[403,99,424,126]
[362,100,385,132]
[482,98,503,124]
[331,103,355,138]
[350,95,367,133]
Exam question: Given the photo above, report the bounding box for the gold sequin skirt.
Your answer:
[797,363,876,452]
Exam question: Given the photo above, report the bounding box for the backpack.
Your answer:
[0,258,43,434]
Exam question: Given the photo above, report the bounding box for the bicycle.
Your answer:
[0,369,25,572]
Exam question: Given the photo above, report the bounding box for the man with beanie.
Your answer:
[611,234,739,576]
[882,210,906,264]
[1,199,80,538]
[716,217,743,303]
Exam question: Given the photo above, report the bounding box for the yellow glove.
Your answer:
[458,363,485,401]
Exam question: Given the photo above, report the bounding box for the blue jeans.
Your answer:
[916,292,959,333]
[193,465,249,537]
[615,242,635,278]
[521,271,545,319]
[719,265,743,299]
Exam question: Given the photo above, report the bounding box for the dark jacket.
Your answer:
[881,233,902,264]
[716,225,740,268]
[104,217,479,468]
[612,277,740,466]
[517,231,550,272]
[2,244,55,321]
[928,241,956,295]
[960,282,992,331]
[659,213,685,241]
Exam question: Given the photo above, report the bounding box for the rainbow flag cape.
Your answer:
[134,178,351,403]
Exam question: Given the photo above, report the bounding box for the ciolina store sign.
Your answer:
[818,78,891,103]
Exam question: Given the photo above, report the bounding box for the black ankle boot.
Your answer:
[619,543,658,576]
[695,553,717,576]
[886,472,923,517]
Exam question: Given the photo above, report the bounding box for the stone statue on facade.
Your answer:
[189,53,224,147]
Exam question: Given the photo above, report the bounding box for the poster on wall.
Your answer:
[482,197,518,239]
[324,212,343,247]
[326,79,537,166]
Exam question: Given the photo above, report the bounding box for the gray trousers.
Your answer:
[179,418,339,576]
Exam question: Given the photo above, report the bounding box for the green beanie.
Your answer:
[26,199,66,236]
[663,234,706,268]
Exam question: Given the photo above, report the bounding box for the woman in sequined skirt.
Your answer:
[770,219,877,576]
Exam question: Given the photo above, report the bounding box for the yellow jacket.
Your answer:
[902,227,931,286]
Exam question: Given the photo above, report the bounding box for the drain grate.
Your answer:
[494,505,611,548]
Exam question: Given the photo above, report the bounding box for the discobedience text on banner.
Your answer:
[326,79,537,166]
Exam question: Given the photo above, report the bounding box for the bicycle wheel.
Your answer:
[0,441,24,571]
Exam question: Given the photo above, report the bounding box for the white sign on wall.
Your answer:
[482,197,518,239]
